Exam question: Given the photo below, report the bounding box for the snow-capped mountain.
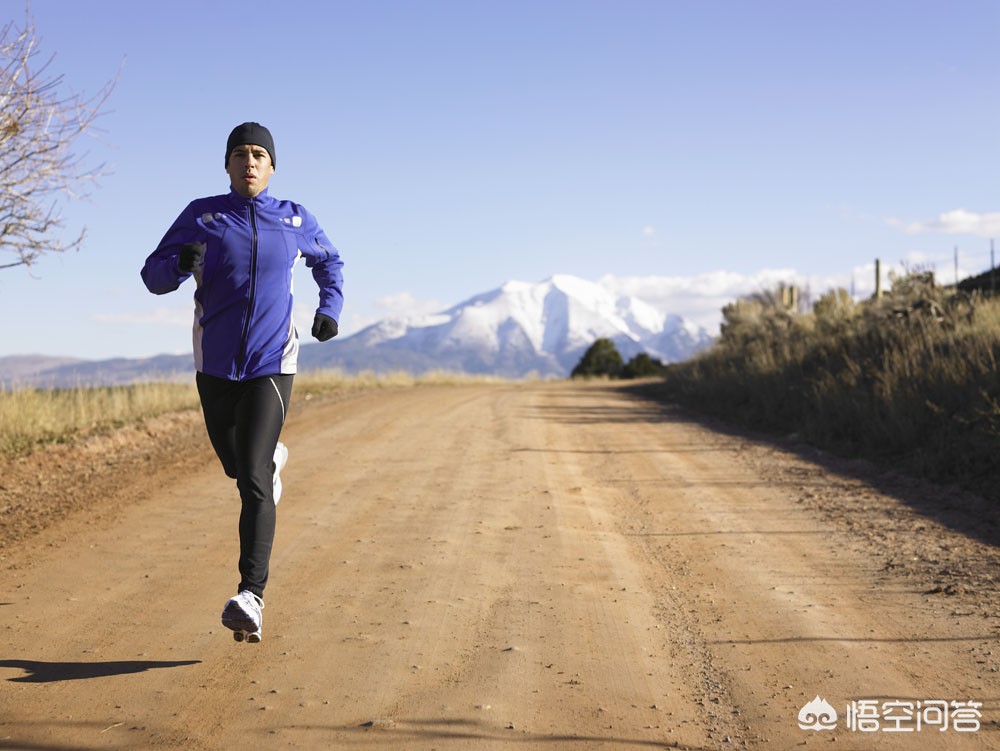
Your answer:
[2,274,715,387]
[299,274,713,378]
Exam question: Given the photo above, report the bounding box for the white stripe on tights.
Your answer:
[268,377,287,423]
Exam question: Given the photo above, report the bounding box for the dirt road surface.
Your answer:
[2,381,999,750]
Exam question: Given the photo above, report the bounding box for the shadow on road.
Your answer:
[0,658,201,683]
[585,380,1000,553]
[298,716,714,749]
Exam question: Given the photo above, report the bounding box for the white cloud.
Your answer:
[889,208,1000,237]
[600,267,878,334]
[373,291,443,318]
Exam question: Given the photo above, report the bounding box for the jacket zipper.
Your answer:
[235,200,259,379]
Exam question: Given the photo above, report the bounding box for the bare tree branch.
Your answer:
[0,5,119,271]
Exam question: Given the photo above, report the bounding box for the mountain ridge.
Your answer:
[298,274,713,378]
[2,274,714,387]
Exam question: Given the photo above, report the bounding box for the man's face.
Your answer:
[226,143,274,198]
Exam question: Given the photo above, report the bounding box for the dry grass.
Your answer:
[0,369,506,460]
[656,272,1000,500]
[0,381,200,457]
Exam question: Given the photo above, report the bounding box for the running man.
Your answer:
[140,122,344,643]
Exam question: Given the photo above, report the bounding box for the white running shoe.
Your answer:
[273,441,288,505]
[221,590,264,643]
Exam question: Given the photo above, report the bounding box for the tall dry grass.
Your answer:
[656,272,1000,500]
[0,369,504,460]
[0,381,200,457]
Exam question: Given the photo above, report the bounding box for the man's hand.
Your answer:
[312,313,338,342]
[178,242,206,272]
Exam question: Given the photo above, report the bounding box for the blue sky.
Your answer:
[1,0,998,360]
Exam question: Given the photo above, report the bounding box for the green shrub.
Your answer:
[572,338,625,378]
[572,340,668,380]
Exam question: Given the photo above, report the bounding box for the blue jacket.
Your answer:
[141,188,344,381]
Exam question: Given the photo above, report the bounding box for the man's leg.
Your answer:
[232,374,293,599]
[195,372,240,479]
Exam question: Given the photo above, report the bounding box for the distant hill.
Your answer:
[957,267,1000,295]
[0,353,193,389]
[0,355,86,383]
[1,274,714,387]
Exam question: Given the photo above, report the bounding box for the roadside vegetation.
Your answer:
[0,381,199,458]
[0,369,497,460]
[648,270,1000,501]
[571,339,667,379]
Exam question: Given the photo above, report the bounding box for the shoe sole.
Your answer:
[222,601,260,634]
[231,629,262,643]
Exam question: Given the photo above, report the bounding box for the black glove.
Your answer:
[178,242,205,272]
[312,313,338,341]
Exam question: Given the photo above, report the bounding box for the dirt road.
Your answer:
[2,381,999,750]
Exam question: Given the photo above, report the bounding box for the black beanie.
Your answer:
[225,122,276,168]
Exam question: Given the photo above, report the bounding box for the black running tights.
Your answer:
[196,372,294,600]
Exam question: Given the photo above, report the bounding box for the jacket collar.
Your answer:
[227,187,271,207]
